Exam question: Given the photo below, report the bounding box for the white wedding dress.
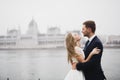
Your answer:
[64,46,85,80]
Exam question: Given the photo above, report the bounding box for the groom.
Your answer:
[72,20,106,80]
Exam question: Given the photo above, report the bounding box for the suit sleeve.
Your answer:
[76,41,103,71]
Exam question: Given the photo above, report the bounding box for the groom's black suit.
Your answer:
[76,36,106,80]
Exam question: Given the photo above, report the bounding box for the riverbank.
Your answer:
[0,46,120,50]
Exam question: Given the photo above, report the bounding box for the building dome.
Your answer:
[7,28,20,37]
[28,19,38,28]
[27,18,39,35]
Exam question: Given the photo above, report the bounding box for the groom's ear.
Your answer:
[87,27,91,32]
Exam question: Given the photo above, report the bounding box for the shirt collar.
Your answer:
[88,34,96,42]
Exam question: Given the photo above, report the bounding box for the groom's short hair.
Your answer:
[83,20,96,33]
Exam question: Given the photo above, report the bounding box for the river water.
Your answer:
[0,48,120,80]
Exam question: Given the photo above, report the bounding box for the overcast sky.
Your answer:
[0,0,120,35]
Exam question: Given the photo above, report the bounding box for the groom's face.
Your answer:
[82,25,89,37]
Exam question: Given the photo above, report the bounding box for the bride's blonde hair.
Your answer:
[65,33,79,64]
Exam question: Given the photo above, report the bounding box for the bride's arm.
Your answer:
[76,48,100,63]
[76,52,93,63]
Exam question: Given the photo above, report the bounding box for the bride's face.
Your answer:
[72,33,81,41]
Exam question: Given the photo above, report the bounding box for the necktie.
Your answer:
[84,40,89,51]
[86,40,90,47]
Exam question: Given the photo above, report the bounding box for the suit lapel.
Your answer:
[84,36,97,58]
[87,36,97,48]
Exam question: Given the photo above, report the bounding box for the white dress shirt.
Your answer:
[87,34,96,46]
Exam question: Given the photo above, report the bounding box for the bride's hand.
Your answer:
[91,47,101,55]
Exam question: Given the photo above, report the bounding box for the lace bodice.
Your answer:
[72,46,85,63]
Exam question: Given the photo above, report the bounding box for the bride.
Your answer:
[64,32,100,80]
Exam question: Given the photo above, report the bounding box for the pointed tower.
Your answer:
[27,18,39,36]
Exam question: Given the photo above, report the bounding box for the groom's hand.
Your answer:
[72,63,77,70]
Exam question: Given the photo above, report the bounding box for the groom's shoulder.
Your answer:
[94,36,103,47]
[94,36,102,44]
[95,36,101,41]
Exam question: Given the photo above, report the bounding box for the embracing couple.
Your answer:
[64,20,106,80]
